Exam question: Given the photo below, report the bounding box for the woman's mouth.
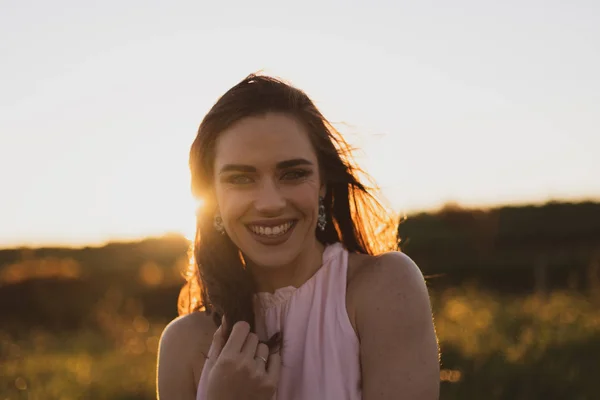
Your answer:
[246,220,297,245]
[248,221,294,237]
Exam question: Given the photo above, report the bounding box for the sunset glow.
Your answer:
[1,1,599,247]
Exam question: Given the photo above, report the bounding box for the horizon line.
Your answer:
[1,197,599,251]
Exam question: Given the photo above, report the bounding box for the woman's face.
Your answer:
[212,112,324,268]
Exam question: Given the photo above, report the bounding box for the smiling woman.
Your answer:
[157,74,440,400]
[212,114,327,272]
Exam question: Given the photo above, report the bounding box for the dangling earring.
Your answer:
[213,213,225,234]
[317,196,327,231]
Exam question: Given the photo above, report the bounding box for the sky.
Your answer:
[1,0,598,248]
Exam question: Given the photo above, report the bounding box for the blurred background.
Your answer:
[1,0,599,399]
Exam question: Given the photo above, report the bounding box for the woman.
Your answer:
[157,74,440,399]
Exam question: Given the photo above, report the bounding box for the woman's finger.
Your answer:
[221,321,251,356]
[253,342,270,370]
[221,315,228,332]
[241,332,259,358]
[207,321,225,361]
[266,351,282,382]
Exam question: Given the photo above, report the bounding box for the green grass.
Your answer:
[0,322,164,400]
[433,287,600,399]
[2,287,599,399]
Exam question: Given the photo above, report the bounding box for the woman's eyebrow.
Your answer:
[218,158,313,174]
[218,164,256,174]
[276,158,313,169]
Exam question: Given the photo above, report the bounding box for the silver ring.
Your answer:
[255,355,267,363]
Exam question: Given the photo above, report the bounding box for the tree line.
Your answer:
[1,200,599,334]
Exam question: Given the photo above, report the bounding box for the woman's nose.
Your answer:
[254,181,286,214]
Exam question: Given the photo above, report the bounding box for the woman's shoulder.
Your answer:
[157,311,217,397]
[160,310,217,348]
[161,309,216,332]
[346,251,428,324]
[345,251,439,398]
[347,250,423,290]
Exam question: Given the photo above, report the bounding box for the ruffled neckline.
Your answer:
[253,242,342,311]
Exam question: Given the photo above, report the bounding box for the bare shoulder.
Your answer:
[346,251,430,333]
[157,311,217,399]
[348,251,426,297]
[159,310,216,357]
[347,251,440,399]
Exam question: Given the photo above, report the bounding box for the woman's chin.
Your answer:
[244,244,297,268]
[239,235,301,269]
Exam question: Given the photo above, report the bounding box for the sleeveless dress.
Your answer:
[196,242,362,400]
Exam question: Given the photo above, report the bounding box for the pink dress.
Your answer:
[197,242,362,400]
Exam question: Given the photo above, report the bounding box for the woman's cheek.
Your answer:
[287,185,319,208]
[222,191,252,213]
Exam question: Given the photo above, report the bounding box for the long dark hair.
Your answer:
[179,73,398,340]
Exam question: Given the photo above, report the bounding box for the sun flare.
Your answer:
[178,197,204,242]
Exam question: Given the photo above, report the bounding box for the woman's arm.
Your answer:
[351,252,440,400]
[157,312,216,400]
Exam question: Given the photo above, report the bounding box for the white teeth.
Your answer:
[249,222,293,237]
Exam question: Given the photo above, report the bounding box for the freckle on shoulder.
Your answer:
[159,311,217,380]
[347,250,425,300]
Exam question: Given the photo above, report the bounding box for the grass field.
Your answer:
[2,286,599,400]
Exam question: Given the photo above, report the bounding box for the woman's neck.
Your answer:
[249,240,326,294]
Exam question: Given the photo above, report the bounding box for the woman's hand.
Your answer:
[204,319,281,400]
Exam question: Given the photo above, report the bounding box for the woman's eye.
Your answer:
[282,170,310,180]
[227,175,253,184]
